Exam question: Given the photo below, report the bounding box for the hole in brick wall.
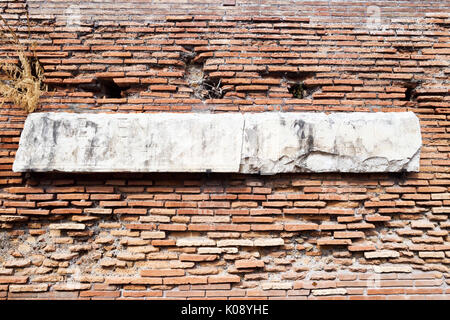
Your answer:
[404,86,415,101]
[390,170,409,185]
[78,78,126,98]
[184,66,227,100]
[260,70,314,80]
[26,57,41,80]
[288,82,304,98]
[394,45,416,53]
[202,78,226,99]
[303,84,322,99]
[401,81,421,101]
[181,46,228,100]
[180,45,219,100]
[97,79,125,98]
[180,45,197,64]
[47,79,150,99]
[258,70,319,98]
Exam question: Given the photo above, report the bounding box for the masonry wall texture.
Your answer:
[0,0,449,300]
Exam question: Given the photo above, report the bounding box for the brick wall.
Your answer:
[0,0,449,300]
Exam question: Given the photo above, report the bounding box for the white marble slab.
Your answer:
[13,113,244,173]
[240,112,421,174]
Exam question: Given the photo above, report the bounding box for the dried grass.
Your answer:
[0,14,46,113]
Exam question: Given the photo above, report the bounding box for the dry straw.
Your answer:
[0,14,46,113]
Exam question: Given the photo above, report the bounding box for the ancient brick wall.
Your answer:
[0,0,449,300]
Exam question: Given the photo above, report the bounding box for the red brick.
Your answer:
[79,291,121,298]
[179,254,218,262]
[123,291,163,297]
[235,260,264,269]
[4,187,43,194]
[285,224,319,231]
[208,275,241,284]
[0,9,448,301]
[367,288,406,295]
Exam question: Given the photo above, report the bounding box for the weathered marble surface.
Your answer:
[13,112,422,174]
[240,112,421,174]
[13,113,244,173]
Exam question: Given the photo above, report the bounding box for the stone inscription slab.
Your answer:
[13,112,422,174]
[13,113,244,173]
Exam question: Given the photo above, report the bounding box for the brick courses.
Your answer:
[0,0,449,300]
